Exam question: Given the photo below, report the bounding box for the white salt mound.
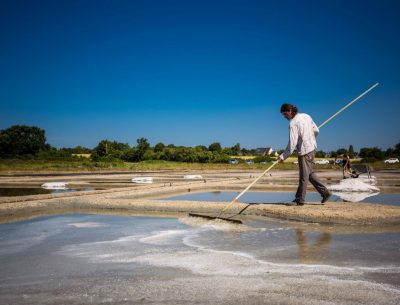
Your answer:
[183,175,203,179]
[328,176,379,193]
[327,175,379,202]
[132,177,153,184]
[41,182,68,190]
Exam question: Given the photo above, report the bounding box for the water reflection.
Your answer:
[165,191,400,206]
[0,187,97,197]
[0,187,51,196]
[295,229,332,263]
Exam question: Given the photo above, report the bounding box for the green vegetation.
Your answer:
[0,125,48,157]
[0,125,399,172]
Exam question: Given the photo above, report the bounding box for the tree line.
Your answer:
[0,125,399,163]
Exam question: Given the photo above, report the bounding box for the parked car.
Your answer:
[384,158,399,164]
[335,159,343,165]
[260,161,268,164]
[246,160,254,165]
[293,160,298,164]
[315,159,330,165]
[229,159,239,164]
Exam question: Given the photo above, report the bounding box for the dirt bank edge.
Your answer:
[1,196,400,225]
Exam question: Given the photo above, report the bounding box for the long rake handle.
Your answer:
[318,83,379,128]
[219,83,379,214]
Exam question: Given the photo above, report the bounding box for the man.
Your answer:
[277,103,331,205]
[342,153,352,178]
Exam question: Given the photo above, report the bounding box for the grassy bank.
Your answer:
[0,159,297,172]
[0,159,398,173]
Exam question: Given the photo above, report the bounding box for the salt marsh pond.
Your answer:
[165,191,400,206]
[0,213,399,305]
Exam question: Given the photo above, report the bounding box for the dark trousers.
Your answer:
[296,150,328,203]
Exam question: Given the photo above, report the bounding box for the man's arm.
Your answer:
[312,120,319,137]
[279,123,299,161]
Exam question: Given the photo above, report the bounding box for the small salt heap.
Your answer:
[328,175,379,202]
[183,175,203,179]
[41,182,68,190]
[132,177,153,184]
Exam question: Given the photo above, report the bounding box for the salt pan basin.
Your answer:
[132,177,153,184]
[0,214,399,305]
[41,182,68,190]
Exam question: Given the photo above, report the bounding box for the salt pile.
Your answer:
[328,175,379,202]
[41,182,68,190]
[328,176,379,192]
[132,177,153,184]
[183,175,203,179]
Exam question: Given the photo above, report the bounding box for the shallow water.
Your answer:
[0,187,97,197]
[165,191,400,206]
[0,214,399,304]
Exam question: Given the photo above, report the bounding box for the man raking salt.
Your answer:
[277,103,331,205]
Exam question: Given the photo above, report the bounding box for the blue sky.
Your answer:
[1,0,399,152]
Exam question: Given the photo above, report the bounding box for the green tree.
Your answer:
[231,143,241,155]
[137,138,150,153]
[241,148,251,155]
[208,142,222,152]
[154,142,165,152]
[386,147,395,157]
[336,148,347,156]
[394,142,400,156]
[69,146,92,154]
[330,151,338,158]
[359,147,385,162]
[195,145,207,151]
[0,125,48,157]
[93,140,109,157]
[121,148,140,162]
[91,140,129,161]
[348,145,355,158]
[222,147,233,155]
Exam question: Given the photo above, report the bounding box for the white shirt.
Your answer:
[279,113,319,160]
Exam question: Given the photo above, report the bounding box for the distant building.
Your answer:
[255,147,273,156]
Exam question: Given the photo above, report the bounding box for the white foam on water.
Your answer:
[59,222,400,277]
[139,229,188,245]
[68,222,104,228]
[6,215,399,305]
[131,248,399,277]
[55,220,400,303]
[179,216,252,232]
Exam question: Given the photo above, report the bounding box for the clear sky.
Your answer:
[1,0,399,152]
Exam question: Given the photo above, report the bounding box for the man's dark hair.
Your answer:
[280,103,298,114]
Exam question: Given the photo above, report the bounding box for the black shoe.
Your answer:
[284,200,304,206]
[291,199,304,206]
[321,191,331,204]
